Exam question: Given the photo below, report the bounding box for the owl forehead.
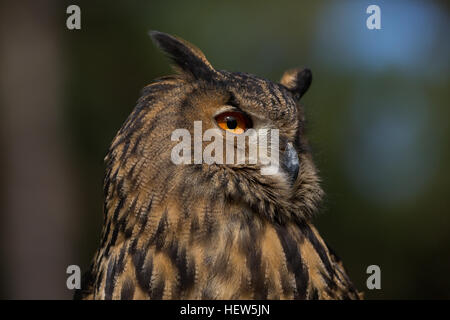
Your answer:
[219,71,298,123]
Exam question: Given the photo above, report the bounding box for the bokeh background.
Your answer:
[0,0,448,299]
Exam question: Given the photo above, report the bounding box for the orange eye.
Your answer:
[215,111,250,134]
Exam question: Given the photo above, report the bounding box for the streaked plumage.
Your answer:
[76,31,361,300]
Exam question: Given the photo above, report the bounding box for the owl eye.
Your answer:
[215,111,251,134]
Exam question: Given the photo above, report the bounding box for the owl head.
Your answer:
[106,31,323,225]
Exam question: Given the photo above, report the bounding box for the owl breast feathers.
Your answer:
[76,31,361,300]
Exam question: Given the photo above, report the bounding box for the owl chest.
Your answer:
[95,220,336,299]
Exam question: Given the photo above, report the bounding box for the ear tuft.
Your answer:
[280,68,312,100]
[149,31,215,80]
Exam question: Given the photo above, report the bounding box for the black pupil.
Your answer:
[226,116,238,130]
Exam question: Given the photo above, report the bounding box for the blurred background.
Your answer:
[0,0,448,299]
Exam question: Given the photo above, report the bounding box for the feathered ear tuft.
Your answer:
[280,68,312,100]
[149,30,216,80]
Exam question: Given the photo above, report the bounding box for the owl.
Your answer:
[75,31,361,300]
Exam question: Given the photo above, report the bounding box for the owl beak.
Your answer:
[281,142,299,184]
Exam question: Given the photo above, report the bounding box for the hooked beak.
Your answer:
[281,142,299,184]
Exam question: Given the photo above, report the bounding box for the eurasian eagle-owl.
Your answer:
[76,31,360,300]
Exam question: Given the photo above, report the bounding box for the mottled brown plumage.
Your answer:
[76,31,360,300]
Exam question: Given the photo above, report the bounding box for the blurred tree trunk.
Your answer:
[0,1,78,299]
